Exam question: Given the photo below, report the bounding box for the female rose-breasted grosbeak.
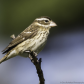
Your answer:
[0,16,57,63]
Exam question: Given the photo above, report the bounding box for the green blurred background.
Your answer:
[0,0,84,37]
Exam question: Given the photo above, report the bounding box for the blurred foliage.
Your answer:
[0,0,84,37]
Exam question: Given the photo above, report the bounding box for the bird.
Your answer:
[0,16,57,64]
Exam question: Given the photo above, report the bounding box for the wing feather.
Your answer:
[2,25,39,54]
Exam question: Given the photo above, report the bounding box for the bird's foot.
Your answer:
[31,51,37,57]
[24,50,37,56]
[24,50,37,61]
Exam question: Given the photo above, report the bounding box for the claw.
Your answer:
[31,51,37,57]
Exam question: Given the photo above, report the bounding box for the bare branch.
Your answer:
[29,51,45,84]
[10,34,15,39]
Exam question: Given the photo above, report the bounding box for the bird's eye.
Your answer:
[44,20,49,23]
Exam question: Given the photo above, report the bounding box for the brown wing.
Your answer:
[2,25,39,54]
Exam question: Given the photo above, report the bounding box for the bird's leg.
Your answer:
[25,50,38,62]
[31,51,38,57]
[24,50,37,61]
[24,50,33,60]
[25,50,37,56]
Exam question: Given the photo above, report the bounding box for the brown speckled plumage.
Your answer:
[0,16,57,63]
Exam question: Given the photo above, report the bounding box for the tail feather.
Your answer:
[0,54,8,64]
[0,49,17,64]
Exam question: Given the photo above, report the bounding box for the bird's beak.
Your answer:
[50,21,57,27]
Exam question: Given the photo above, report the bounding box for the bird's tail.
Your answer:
[0,53,9,64]
[0,49,17,64]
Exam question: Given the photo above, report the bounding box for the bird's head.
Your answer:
[33,16,57,29]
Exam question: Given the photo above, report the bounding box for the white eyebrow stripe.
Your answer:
[36,23,49,28]
[36,18,49,21]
